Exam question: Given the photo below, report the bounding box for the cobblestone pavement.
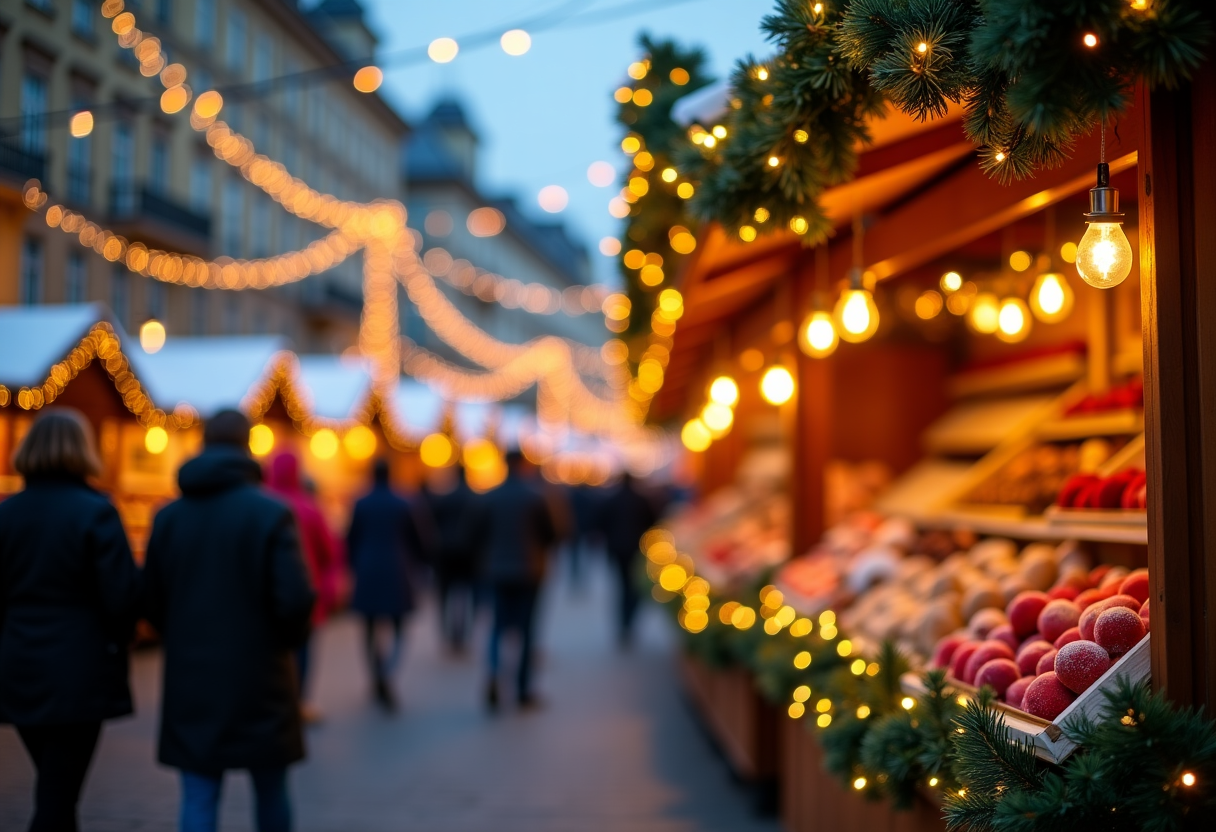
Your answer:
[1,558,780,832]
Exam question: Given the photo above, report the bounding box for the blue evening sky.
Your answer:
[360,0,775,284]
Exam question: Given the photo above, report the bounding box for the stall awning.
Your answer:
[0,303,111,387]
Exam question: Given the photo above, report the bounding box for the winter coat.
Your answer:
[0,475,141,725]
[424,478,477,580]
[143,447,315,774]
[347,483,430,618]
[266,453,342,624]
[469,474,558,585]
[600,481,660,562]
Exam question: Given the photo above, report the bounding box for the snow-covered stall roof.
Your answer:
[0,303,111,387]
[294,356,374,421]
[129,336,286,417]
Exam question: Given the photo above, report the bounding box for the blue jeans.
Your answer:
[179,767,291,832]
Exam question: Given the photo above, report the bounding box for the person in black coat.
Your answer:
[422,464,478,654]
[468,451,558,709]
[142,409,314,832]
[0,409,141,832]
[347,458,432,711]
[600,473,660,647]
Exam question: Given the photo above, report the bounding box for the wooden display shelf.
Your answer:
[781,716,946,832]
[1043,506,1148,527]
[1034,408,1144,441]
[902,636,1151,765]
[913,509,1147,545]
[680,655,781,784]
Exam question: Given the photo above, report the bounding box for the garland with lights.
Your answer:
[680,0,1211,239]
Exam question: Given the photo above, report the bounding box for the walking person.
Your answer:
[142,410,315,832]
[600,473,660,648]
[0,409,142,832]
[423,464,478,654]
[471,450,558,710]
[347,458,432,711]
[266,452,342,723]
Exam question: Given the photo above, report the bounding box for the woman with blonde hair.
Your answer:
[0,408,141,832]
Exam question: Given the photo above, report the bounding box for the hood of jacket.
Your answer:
[178,447,263,496]
[266,452,301,495]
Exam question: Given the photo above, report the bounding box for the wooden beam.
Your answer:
[1139,63,1216,714]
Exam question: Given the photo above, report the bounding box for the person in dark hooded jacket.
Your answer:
[0,409,141,832]
[143,409,315,832]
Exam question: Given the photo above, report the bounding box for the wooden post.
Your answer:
[1138,60,1216,714]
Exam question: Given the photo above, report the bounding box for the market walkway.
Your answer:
[0,557,779,832]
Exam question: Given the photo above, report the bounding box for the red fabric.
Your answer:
[266,452,343,623]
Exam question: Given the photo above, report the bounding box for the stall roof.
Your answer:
[0,304,110,387]
[295,356,374,421]
[129,337,287,417]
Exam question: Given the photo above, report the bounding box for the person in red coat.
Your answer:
[266,452,341,723]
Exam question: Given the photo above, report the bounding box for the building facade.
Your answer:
[0,0,407,352]
[403,99,602,356]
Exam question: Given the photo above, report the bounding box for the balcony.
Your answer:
[109,183,212,257]
[0,140,47,189]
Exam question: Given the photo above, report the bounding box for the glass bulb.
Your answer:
[681,418,712,452]
[968,292,1000,334]
[799,310,839,358]
[833,289,879,343]
[708,376,739,407]
[701,402,734,436]
[1076,222,1133,288]
[996,297,1032,343]
[760,366,795,405]
[1029,272,1075,323]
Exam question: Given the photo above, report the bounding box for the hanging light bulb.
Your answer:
[833,269,879,343]
[996,298,1032,343]
[1076,161,1133,288]
[701,402,734,436]
[760,366,795,405]
[968,292,1000,334]
[681,418,712,452]
[708,375,739,407]
[799,309,838,358]
[1029,271,1075,323]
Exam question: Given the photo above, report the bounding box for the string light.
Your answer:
[799,310,838,358]
[69,111,94,138]
[708,376,739,407]
[428,37,459,63]
[1077,160,1133,288]
[760,366,795,405]
[834,285,879,343]
[968,292,1001,334]
[249,424,276,457]
[996,297,1032,342]
[139,319,166,353]
[145,425,169,454]
[352,66,384,93]
[500,29,531,56]
[941,271,963,292]
[1030,272,1075,323]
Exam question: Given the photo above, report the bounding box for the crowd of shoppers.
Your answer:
[0,407,664,832]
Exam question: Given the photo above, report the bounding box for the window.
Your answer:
[252,306,268,334]
[147,280,166,321]
[251,196,270,258]
[191,290,209,335]
[222,179,245,256]
[283,55,301,117]
[225,10,247,73]
[252,32,273,83]
[111,267,129,329]
[111,121,135,214]
[68,96,93,205]
[72,0,95,36]
[189,155,213,214]
[223,294,241,334]
[252,116,270,154]
[66,252,88,303]
[21,73,47,154]
[196,0,216,47]
[150,133,170,195]
[20,237,43,305]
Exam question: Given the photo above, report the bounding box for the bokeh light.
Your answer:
[144,426,169,455]
[428,37,459,63]
[343,425,377,460]
[310,429,339,460]
[587,161,616,187]
[537,185,569,213]
[500,29,531,56]
[249,424,275,457]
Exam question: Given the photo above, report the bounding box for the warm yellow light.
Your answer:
[681,419,712,452]
[632,88,653,107]
[621,135,641,154]
[816,698,832,713]
[670,67,690,84]
[789,216,809,235]
[836,640,853,657]
[1076,222,1133,288]
[671,231,696,254]
[144,426,169,455]
[659,167,679,184]
[756,66,769,81]
[420,433,454,467]
[812,2,824,12]
[767,156,780,167]
[677,182,694,199]
[639,264,664,286]
[139,319,166,353]
[701,402,734,435]
[941,271,963,292]
[1083,32,1099,48]
[428,37,459,63]
[929,777,940,787]
[739,225,757,242]
[1030,272,1075,323]
[658,563,688,591]
[352,66,383,93]
[788,702,806,719]
[709,376,739,407]
[996,297,1032,343]
[917,42,928,53]
[731,606,756,630]
[622,249,645,270]
[760,366,795,405]
[794,651,812,669]
[834,289,880,343]
[793,129,808,143]
[915,290,944,320]
[658,288,683,315]
[857,704,871,719]
[160,86,190,114]
[817,713,832,728]
[193,90,223,119]
[628,177,649,197]
[463,437,500,471]
[69,111,94,138]
[901,696,916,711]
[634,151,655,171]
[820,624,838,640]
[739,348,765,372]
[850,659,866,675]
[1009,250,1032,271]
[866,662,880,676]
[627,61,648,80]
[994,151,1007,162]
[614,86,633,103]
[968,292,1000,334]
[343,425,377,460]
[702,135,717,148]
[712,125,727,139]
[819,610,836,626]
[310,429,338,459]
[789,617,812,637]
[792,685,811,703]
[249,424,275,457]
[1060,241,1079,263]
[500,29,531,56]
[1182,771,1196,787]
[467,206,506,237]
[853,777,867,790]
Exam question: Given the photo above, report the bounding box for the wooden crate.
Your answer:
[680,655,780,783]
[781,717,946,832]
[904,634,1151,764]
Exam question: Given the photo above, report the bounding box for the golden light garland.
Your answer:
[421,247,609,317]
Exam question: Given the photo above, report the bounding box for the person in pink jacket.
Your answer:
[266,451,342,723]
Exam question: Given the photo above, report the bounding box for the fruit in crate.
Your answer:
[1037,599,1082,643]
[1054,641,1112,694]
[975,658,1021,701]
[1056,468,1147,510]
[1063,377,1144,416]
[1094,607,1146,656]
[1119,568,1149,604]
[1022,672,1078,720]
[1016,640,1055,677]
